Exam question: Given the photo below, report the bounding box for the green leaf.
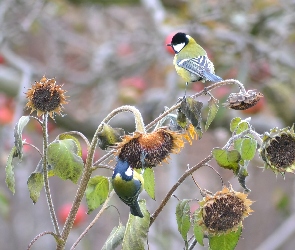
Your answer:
[233,138,243,152]
[14,116,31,160]
[143,168,155,200]
[57,133,82,157]
[193,221,204,246]
[209,227,242,250]
[176,199,191,242]
[180,97,203,130]
[97,123,125,150]
[101,223,125,250]
[205,96,219,131]
[177,109,187,129]
[236,121,249,134]
[47,139,83,183]
[230,117,241,133]
[212,148,241,174]
[85,176,109,214]
[240,138,257,161]
[27,172,44,204]
[122,200,150,250]
[5,147,18,194]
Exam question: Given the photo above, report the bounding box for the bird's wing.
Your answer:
[119,179,142,206]
[177,56,222,82]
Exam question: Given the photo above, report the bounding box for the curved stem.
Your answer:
[28,231,61,250]
[145,79,245,131]
[61,131,91,149]
[149,155,213,226]
[60,105,144,248]
[70,191,114,250]
[42,113,60,236]
[249,130,263,146]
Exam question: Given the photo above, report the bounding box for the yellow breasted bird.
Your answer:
[167,32,222,84]
[112,159,144,218]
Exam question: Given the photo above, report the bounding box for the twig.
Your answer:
[70,191,114,250]
[92,149,116,170]
[92,164,114,171]
[60,106,145,248]
[61,131,91,149]
[27,231,61,250]
[145,79,245,131]
[42,113,60,236]
[204,163,224,187]
[23,142,42,156]
[150,154,213,226]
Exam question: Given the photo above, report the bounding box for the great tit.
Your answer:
[167,32,222,84]
[112,159,144,218]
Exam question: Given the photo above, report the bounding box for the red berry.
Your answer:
[119,77,147,92]
[165,33,177,55]
[58,203,87,227]
[0,107,13,125]
[0,54,5,64]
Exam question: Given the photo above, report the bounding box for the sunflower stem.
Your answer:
[60,105,143,247]
[42,113,60,236]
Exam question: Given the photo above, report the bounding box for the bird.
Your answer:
[112,159,144,218]
[167,32,222,84]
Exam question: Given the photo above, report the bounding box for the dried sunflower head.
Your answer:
[223,90,263,110]
[196,186,253,236]
[116,128,184,168]
[259,126,295,174]
[25,76,68,118]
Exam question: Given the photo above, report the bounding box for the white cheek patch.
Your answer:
[125,166,133,177]
[173,42,185,53]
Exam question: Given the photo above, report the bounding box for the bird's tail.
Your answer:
[203,71,223,82]
[130,202,144,218]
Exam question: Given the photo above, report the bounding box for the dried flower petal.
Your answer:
[196,186,253,236]
[223,90,263,110]
[25,76,68,118]
[116,128,184,168]
[259,126,295,174]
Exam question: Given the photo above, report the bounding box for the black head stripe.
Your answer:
[171,32,189,45]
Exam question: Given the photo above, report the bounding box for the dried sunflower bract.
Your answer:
[116,128,184,169]
[196,186,253,236]
[259,126,295,174]
[25,76,67,118]
[223,90,263,110]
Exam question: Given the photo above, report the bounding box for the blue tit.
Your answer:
[112,159,144,218]
[167,32,222,84]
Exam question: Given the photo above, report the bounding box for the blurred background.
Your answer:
[0,0,295,249]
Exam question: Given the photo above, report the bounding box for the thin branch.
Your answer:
[248,129,263,146]
[23,142,42,156]
[92,149,116,170]
[91,164,114,171]
[42,113,60,236]
[204,163,224,187]
[61,131,91,149]
[145,79,246,131]
[60,106,145,247]
[150,154,213,226]
[27,231,60,250]
[70,191,114,250]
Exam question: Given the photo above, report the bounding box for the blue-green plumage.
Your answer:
[112,160,144,218]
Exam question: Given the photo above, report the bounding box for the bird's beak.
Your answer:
[166,43,172,46]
